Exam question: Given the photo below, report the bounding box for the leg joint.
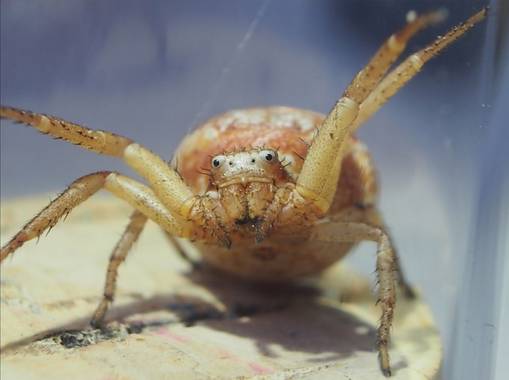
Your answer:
[103,294,114,302]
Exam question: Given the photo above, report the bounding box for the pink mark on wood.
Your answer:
[153,327,190,343]
[248,362,274,375]
[216,348,239,361]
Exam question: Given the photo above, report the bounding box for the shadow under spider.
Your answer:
[1,265,422,368]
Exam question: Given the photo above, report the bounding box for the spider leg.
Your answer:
[0,172,191,262]
[331,206,415,299]
[296,8,486,214]
[91,210,147,327]
[352,8,487,130]
[163,232,200,268]
[348,8,449,103]
[310,220,400,377]
[0,107,195,218]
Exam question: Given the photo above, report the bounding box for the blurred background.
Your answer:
[1,1,507,379]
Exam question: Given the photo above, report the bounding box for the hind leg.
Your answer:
[331,205,415,298]
[91,210,148,327]
[311,220,401,376]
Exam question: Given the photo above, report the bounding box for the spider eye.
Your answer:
[211,155,226,168]
[259,149,277,163]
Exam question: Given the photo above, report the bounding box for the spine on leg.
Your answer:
[0,107,132,156]
[0,172,110,262]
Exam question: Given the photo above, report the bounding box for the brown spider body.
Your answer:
[0,9,486,376]
[176,107,377,281]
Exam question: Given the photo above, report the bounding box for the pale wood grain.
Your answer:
[0,195,441,379]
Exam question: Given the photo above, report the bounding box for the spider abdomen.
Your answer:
[174,107,379,280]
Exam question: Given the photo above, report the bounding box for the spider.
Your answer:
[0,8,486,377]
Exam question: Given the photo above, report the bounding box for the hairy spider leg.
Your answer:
[296,8,486,214]
[332,204,416,299]
[0,172,191,262]
[164,232,200,267]
[311,219,399,377]
[0,107,196,218]
[91,210,148,327]
[296,8,486,377]
[295,10,445,212]
[352,8,487,130]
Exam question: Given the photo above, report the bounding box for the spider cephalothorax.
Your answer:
[207,149,287,237]
[188,145,319,245]
[0,9,486,376]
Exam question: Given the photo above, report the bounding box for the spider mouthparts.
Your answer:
[235,217,251,226]
[233,217,267,243]
[254,220,267,244]
[221,237,232,249]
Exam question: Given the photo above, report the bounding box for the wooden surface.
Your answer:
[0,195,441,379]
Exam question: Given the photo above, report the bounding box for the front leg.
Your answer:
[188,193,232,248]
[295,9,431,213]
[295,49,391,212]
[351,9,487,131]
[0,107,195,219]
[295,8,486,214]
[311,220,400,377]
[1,172,192,262]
